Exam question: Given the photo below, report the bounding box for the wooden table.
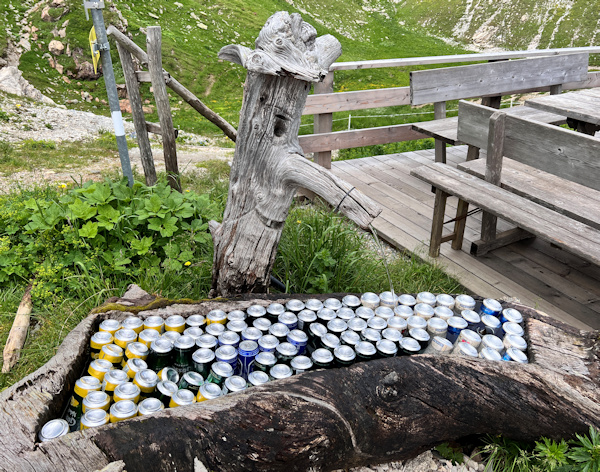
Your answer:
[525,88,600,134]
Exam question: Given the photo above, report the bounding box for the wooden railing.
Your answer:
[299,47,600,168]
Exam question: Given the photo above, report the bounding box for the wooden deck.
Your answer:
[331,146,600,331]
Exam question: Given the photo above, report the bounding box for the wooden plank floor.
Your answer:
[331,146,600,330]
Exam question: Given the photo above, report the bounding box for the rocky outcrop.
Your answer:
[0,66,55,105]
[48,39,64,55]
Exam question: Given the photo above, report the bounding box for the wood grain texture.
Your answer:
[303,86,410,115]
[525,89,600,126]
[313,71,334,169]
[1,285,32,373]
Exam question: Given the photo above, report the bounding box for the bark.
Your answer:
[210,12,381,297]
[2,284,32,373]
[0,286,599,472]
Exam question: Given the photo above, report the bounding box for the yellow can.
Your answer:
[90,331,113,360]
[102,369,129,398]
[87,358,113,382]
[206,309,227,325]
[133,369,159,398]
[109,400,137,423]
[164,315,186,333]
[121,316,144,335]
[123,358,148,379]
[169,389,196,408]
[138,329,161,348]
[80,409,109,429]
[98,319,121,336]
[98,343,124,368]
[114,328,137,349]
[113,382,141,404]
[82,390,111,413]
[122,341,149,366]
[143,315,165,334]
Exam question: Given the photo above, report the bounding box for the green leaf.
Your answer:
[163,243,180,259]
[130,236,154,255]
[146,194,163,214]
[97,204,121,230]
[78,221,99,239]
[69,198,97,220]
[148,215,179,237]
[88,182,114,204]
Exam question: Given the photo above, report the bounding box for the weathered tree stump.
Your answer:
[210,12,381,297]
[0,285,599,471]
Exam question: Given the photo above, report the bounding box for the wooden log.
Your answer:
[146,26,180,192]
[2,285,33,373]
[0,286,599,471]
[210,12,381,297]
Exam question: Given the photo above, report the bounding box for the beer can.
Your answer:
[452,342,478,358]
[500,308,523,325]
[340,330,361,347]
[317,308,336,323]
[156,380,179,407]
[461,310,482,332]
[347,317,368,333]
[192,348,216,379]
[258,334,280,353]
[183,327,204,340]
[447,316,468,344]
[143,315,165,334]
[223,375,248,394]
[285,299,305,314]
[247,304,267,320]
[287,329,308,355]
[355,341,377,361]
[226,320,248,334]
[311,347,335,368]
[169,389,196,408]
[381,328,402,343]
[376,339,398,358]
[102,370,128,398]
[275,342,298,365]
[197,382,223,402]
[173,335,196,375]
[301,299,322,313]
[386,317,408,337]
[502,322,525,338]
[502,347,528,363]
[122,316,144,334]
[80,409,109,430]
[341,295,361,309]
[165,315,186,333]
[206,309,227,325]
[227,310,247,322]
[157,366,180,383]
[253,317,272,333]
[409,328,430,351]
[307,323,327,347]
[146,338,174,372]
[218,331,241,349]
[434,306,454,322]
[90,331,113,359]
[178,371,204,394]
[133,369,159,398]
[356,306,375,320]
[138,328,161,349]
[436,294,455,310]
[455,329,481,349]
[320,332,341,351]
[427,317,448,338]
[398,294,417,307]
[186,314,206,329]
[162,331,181,344]
[334,345,356,367]
[123,341,150,366]
[66,376,101,431]
[278,312,298,331]
[414,303,435,320]
[88,358,113,382]
[416,291,436,307]
[323,298,342,311]
[423,336,453,355]
[336,307,356,322]
[252,351,277,374]
[215,345,238,372]
[206,361,234,387]
[270,364,293,380]
[39,419,69,441]
[268,323,290,342]
[399,337,421,356]
[82,390,111,413]
[196,334,218,350]
[360,292,380,309]
[238,340,259,379]
[110,400,137,422]
[113,382,141,404]
[99,319,121,335]
[297,310,317,331]
[138,397,165,416]
[98,344,124,368]
[479,299,503,317]
[374,306,394,321]
[503,334,527,352]
[479,334,505,354]
[367,316,387,331]
[393,305,413,320]
[241,327,263,342]
[454,294,476,313]
[379,291,398,308]
[114,328,137,349]
[479,315,501,337]
[328,318,348,335]
[407,316,427,331]
[290,355,313,374]
[479,347,502,361]
[247,370,270,387]
[266,303,285,323]
[360,328,381,344]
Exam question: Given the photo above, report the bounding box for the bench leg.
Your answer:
[481,212,498,242]
[451,199,469,250]
[429,189,448,257]
[434,139,446,164]
[466,145,479,161]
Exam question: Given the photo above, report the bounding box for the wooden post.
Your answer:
[429,188,448,257]
[147,26,180,192]
[433,101,447,163]
[116,43,157,186]
[313,71,334,169]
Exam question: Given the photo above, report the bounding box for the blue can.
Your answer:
[500,308,523,325]
[461,309,482,332]
[215,345,238,373]
[287,329,308,355]
[258,334,279,353]
[237,340,259,380]
[446,316,468,344]
[278,312,298,331]
[479,299,503,317]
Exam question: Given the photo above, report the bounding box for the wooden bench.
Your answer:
[409,101,600,265]
[409,53,589,163]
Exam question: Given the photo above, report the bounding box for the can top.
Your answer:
[436,294,455,308]
[502,308,523,324]
[355,341,377,356]
[200,382,223,398]
[482,298,503,313]
[215,345,237,361]
[414,303,435,318]
[416,291,436,306]
[278,312,298,327]
[253,318,272,331]
[138,397,164,414]
[323,298,342,311]
[367,316,387,331]
[297,310,317,323]
[157,380,179,396]
[431,336,453,352]
[287,329,308,344]
[270,364,293,379]
[158,367,179,383]
[460,329,481,345]
[248,370,270,386]
[182,371,204,386]
[480,347,502,361]
[305,299,324,312]
[227,310,246,322]
[362,328,382,343]
[218,331,241,346]
[122,316,143,330]
[285,299,305,312]
[481,314,501,328]
[104,370,128,384]
[224,375,247,392]
[91,358,113,371]
[456,342,478,357]
[317,308,336,322]
[356,306,375,320]
[247,304,267,318]
[258,334,279,350]
[374,306,394,320]
[336,307,356,321]
[85,390,110,405]
[434,306,454,320]
[393,305,414,319]
[341,330,361,345]
[360,292,380,307]
[100,319,121,331]
[196,334,218,349]
[312,347,334,363]
[400,337,421,352]
[242,327,263,341]
[455,294,476,310]
[114,382,140,397]
[111,399,137,417]
[269,322,290,338]
[162,331,181,343]
[291,355,313,370]
[172,389,196,405]
[239,340,259,355]
[447,316,468,330]
[341,295,361,308]
[377,339,398,355]
[92,331,114,344]
[382,327,402,342]
[482,334,504,351]
[407,316,427,330]
[127,342,149,357]
[150,337,173,354]
[334,344,356,362]
[101,343,124,357]
[276,342,298,357]
[227,320,248,333]
[398,294,417,307]
[39,419,69,441]
[174,335,195,350]
[81,408,108,426]
[328,318,348,334]
[347,317,368,332]
[428,317,448,330]
[165,315,185,327]
[144,315,164,328]
[205,323,226,337]
[186,314,206,327]
[183,327,203,340]
[321,333,341,349]
[207,309,227,320]
[135,369,159,386]
[505,347,528,363]
[139,329,160,342]
[461,310,481,324]
[503,322,525,337]
[308,322,328,338]
[409,328,430,343]
[211,361,234,378]
[379,291,398,306]
[266,303,285,316]
[505,334,527,351]
[255,351,277,366]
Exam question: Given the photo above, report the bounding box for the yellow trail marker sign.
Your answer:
[89,26,100,74]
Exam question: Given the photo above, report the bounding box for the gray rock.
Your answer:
[0,66,55,104]
[48,39,64,55]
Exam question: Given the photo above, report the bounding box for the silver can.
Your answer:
[222,375,248,394]
[258,334,280,353]
[360,292,380,309]
[416,291,436,306]
[290,355,313,374]
[503,334,527,352]
[502,347,528,363]
[407,315,427,331]
[479,347,502,361]
[278,312,298,330]
[341,295,361,309]
[379,291,398,308]
[367,316,387,333]
[138,397,165,416]
[183,327,204,340]
[434,306,454,322]
[317,308,336,323]
[423,336,453,355]
[393,305,413,320]
[398,294,416,307]
[205,323,225,337]
[227,310,247,322]
[226,320,248,334]
[39,419,69,441]
[414,303,435,320]
[241,327,263,342]
[247,304,267,319]
[337,307,356,321]
[253,317,272,333]
[247,371,270,387]
[356,306,375,320]
[381,328,402,343]
[297,310,317,331]
[502,322,525,338]
[305,299,324,312]
[270,364,293,380]
[340,330,361,347]
[452,342,478,358]
[479,334,505,354]
[285,299,305,314]
[196,334,218,350]
[328,318,348,334]
[500,308,523,324]
[186,314,206,329]
[455,329,481,349]
[427,317,448,338]
[436,294,455,310]
[374,306,395,321]
[454,294,476,313]
[323,298,342,311]
[347,317,368,332]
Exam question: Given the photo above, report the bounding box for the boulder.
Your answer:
[76,61,100,80]
[49,39,64,55]
[0,66,55,104]
[41,5,53,21]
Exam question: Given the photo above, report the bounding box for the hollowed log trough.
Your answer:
[1,286,599,472]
